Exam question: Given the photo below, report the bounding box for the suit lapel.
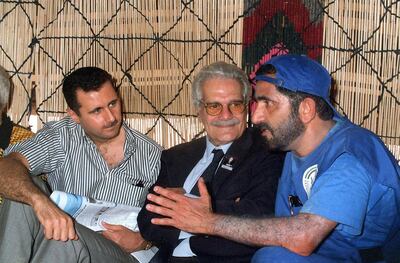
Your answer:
[211,129,253,195]
[176,138,206,185]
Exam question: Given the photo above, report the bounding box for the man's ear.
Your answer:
[298,98,317,124]
[67,108,80,124]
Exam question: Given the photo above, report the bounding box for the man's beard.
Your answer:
[255,111,305,151]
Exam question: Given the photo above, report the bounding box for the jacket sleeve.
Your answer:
[189,150,285,260]
[190,235,259,262]
[137,152,181,251]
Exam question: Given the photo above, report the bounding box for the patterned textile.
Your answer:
[10,125,34,147]
[242,0,324,75]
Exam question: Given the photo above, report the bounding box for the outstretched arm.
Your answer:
[0,152,77,241]
[146,178,337,256]
[210,212,336,256]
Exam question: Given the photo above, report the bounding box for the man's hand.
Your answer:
[165,187,185,195]
[0,153,77,241]
[31,195,78,241]
[102,222,148,253]
[146,178,216,234]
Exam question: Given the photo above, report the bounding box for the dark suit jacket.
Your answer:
[137,128,285,262]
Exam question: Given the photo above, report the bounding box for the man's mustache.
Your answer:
[254,122,273,134]
[211,118,240,127]
[104,120,118,128]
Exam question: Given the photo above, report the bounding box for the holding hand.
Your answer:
[102,222,149,253]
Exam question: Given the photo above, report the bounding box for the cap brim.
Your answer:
[255,75,342,119]
[254,75,286,89]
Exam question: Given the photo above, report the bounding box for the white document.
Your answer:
[50,191,158,263]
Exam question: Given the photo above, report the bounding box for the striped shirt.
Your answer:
[5,117,162,207]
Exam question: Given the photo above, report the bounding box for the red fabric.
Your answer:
[243,0,323,59]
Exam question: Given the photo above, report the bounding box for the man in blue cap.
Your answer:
[144,54,400,262]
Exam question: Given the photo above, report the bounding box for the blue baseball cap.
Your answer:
[254,54,340,117]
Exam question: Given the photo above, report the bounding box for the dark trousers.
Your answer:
[168,256,199,263]
[149,247,199,263]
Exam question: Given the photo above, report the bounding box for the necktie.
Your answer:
[191,148,224,195]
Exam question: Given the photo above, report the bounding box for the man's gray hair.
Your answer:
[192,61,251,108]
[0,66,11,113]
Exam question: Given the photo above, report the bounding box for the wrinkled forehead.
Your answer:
[253,80,280,98]
[76,82,118,105]
[201,78,244,101]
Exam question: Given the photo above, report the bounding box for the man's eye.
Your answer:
[231,102,243,107]
[255,99,270,108]
[208,104,220,109]
[90,108,101,114]
[266,100,275,106]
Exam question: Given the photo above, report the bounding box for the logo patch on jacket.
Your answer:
[302,164,318,197]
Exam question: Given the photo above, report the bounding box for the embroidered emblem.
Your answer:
[302,164,318,198]
[221,156,235,171]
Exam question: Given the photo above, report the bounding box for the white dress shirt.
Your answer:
[172,138,232,257]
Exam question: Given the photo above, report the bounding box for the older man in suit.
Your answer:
[137,62,285,262]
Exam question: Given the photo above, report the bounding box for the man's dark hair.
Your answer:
[62,67,115,114]
[255,63,333,120]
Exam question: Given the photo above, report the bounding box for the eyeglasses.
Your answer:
[200,101,247,116]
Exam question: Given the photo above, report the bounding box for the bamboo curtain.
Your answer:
[322,0,400,160]
[0,0,399,161]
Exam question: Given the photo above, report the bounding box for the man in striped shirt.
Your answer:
[0,67,162,262]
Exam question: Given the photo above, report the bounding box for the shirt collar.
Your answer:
[205,137,232,159]
[122,122,137,156]
[76,119,135,156]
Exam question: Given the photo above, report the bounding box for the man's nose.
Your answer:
[103,108,116,122]
[219,105,234,119]
[250,102,264,124]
